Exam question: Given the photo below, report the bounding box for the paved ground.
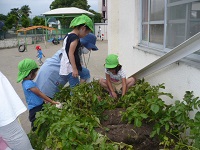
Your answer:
[0,40,108,133]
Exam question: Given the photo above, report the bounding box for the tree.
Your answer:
[9,8,21,19]
[50,0,89,11]
[0,14,7,22]
[7,8,20,29]
[21,15,30,27]
[32,16,45,26]
[20,5,31,17]
[5,5,32,29]
[71,0,89,10]
[88,9,102,23]
[19,5,32,28]
[5,14,18,29]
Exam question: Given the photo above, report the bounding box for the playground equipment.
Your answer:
[43,7,94,39]
[17,26,57,52]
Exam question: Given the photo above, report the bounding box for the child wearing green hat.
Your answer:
[59,14,94,87]
[99,54,136,98]
[17,58,59,130]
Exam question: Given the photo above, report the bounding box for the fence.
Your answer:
[0,31,17,40]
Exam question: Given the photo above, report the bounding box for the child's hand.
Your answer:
[111,91,117,99]
[72,69,78,78]
[52,101,60,105]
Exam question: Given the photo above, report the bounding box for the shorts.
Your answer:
[29,102,44,130]
[67,67,90,87]
[111,80,122,93]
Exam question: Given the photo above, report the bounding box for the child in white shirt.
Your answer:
[99,54,136,98]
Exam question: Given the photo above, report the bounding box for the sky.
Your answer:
[0,0,98,17]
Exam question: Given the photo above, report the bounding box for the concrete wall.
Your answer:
[0,37,33,49]
[107,0,200,113]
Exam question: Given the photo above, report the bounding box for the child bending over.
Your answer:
[17,58,59,130]
[99,54,136,98]
[59,14,94,87]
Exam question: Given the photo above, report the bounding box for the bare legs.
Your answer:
[99,78,109,91]
[126,77,136,90]
[99,77,136,93]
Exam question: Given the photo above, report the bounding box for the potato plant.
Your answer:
[28,79,200,150]
[121,79,200,149]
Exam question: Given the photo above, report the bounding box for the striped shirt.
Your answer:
[105,68,126,82]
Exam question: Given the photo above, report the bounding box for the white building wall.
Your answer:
[118,0,140,76]
[107,0,119,54]
[108,0,200,114]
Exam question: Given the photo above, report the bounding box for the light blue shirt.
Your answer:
[35,50,68,98]
[37,50,43,59]
[22,80,43,110]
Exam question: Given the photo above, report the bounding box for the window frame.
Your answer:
[139,0,200,65]
[140,0,166,50]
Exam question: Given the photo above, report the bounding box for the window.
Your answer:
[141,0,200,63]
[103,0,106,6]
[141,0,164,49]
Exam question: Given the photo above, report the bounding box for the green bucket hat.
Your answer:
[70,14,94,32]
[17,58,38,83]
[105,54,119,69]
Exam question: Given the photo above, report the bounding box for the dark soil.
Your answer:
[96,108,160,150]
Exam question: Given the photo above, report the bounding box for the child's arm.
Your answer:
[69,40,79,77]
[106,74,117,98]
[42,52,45,57]
[121,78,127,96]
[30,87,59,105]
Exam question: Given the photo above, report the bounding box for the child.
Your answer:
[36,45,45,65]
[101,34,104,41]
[35,33,98,99]
[59,14,94,87]
[17,58,59,130]
[99,54,136,98]
[0,71,33,149]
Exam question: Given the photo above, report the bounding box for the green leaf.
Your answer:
[150,130,157,138]
[140,113,148,119]
[165,123,169,131]
[156,127,160,135]
[135,118,142,127]
[56,142,62,148]
[72,126,79,134]
[151,104,159,114]
[93,116,100,124]
[195,112,200,122]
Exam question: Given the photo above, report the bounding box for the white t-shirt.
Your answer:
[0,72,27,127]
[59,35,73,75]
[105,68,126,82]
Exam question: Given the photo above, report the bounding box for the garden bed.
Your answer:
[29,80,200,150]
